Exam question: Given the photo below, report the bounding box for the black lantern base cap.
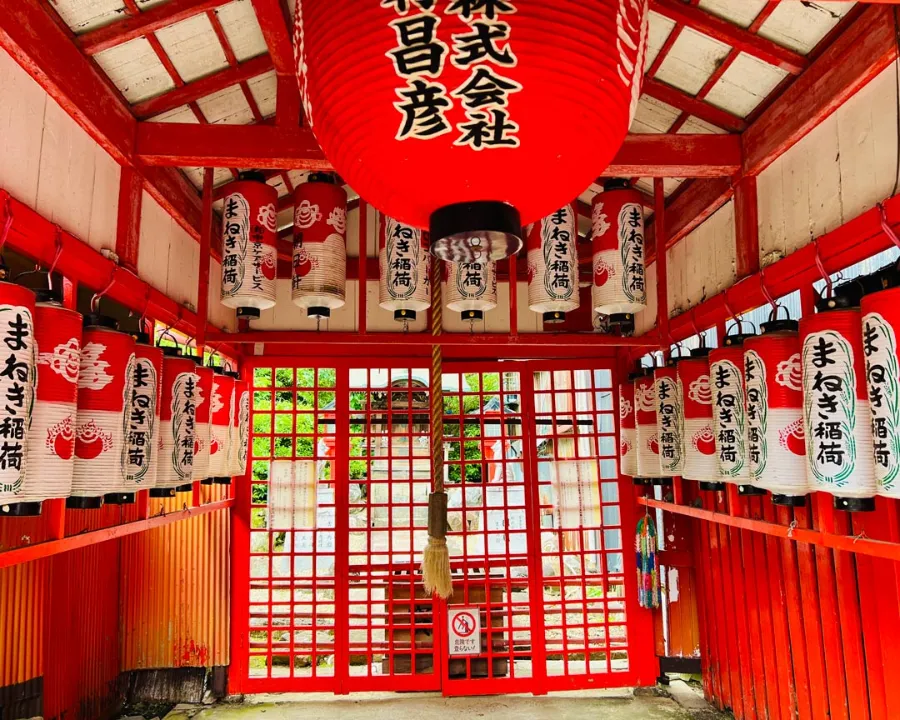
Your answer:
[131,331,152,345]
[543,312,566,324]
[429,201,522,263]
[66,496,103,510]
[394,309,417,322]
[651,477,673,486]
[103,492,136,505]
[834,496,876,513]
[83,313,117,330]
[0,501,42,517]
[175,483,194,493]
[149,487,177,498]
[738,484,767,496]
[699,481,726,492]
[772,493,808,508]
[632,477,653,486]
[200,478,215,486]
[213,477,233,486]
[461,310,484,322]
[236,307,261,320]
[308,307,331,320]
[34,288,62,304]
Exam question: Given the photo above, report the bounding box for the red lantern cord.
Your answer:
[877,202,900,250]
[813,238,833,298]
[91,267,117,311]
[759,266,779,315]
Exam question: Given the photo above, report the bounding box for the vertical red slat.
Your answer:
[734,176,759,279]
[877,497,900,717]
[357,200,368,334]
[654,178,669,345]
[115,165,143,272]
[333,365,351,693]
[705,492,733,711]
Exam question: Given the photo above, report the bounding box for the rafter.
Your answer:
[249,0,295,76]
[641,77,746,134]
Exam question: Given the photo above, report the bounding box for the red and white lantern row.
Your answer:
[121,332,163,495]
[294,1,649,261]
[379,215,430,323]
[634,370,665,482]
[229,379,250,479]
[220,171,278,319]
[709,331,757,493]
[69,315,136,508]
[292,174,347,320]
[619,378,637,477]
[208,369,235,484]
[0,284,38,516]
[743,317,809,505]
[591,179,647,333]
[446,255,498,323]
[153,350,198,497]
[801,297,875,511]
[676,348,720,489]
[654,364,684,477]
[526,204,579,324]
[192,364,215,484]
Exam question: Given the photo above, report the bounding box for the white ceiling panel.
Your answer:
[215,0,268,62]
[757,1,855,55]
[155,13,229,83]
[697,0,767,29]
[247,71,278,119]
[196,85,255,125]
[93,37,175,103]
[53,0,127,34]
[630,95,680,134]
[677,116,727,135]
[654,27,731,95]
[645,11,677,71]
[148,105,199,124]
[704,52,788,118]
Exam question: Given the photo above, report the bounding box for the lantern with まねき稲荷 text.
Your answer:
[619,378,637,478]
[0,283,38,516]
[293,0,649,262]
[379,215,430,323]
[677,347,719,489]
[526,204,579,324]
[591,179,646,335]
[292,174,347,320]
[801,296,876,511]
[743,314,809,505]
[446,255,497,323]
[120,333,163,494]
[228,379,250,480]
[152,349,198,497]
[654,364,684,478]
[208,369,234,484]
[220,171,278,319]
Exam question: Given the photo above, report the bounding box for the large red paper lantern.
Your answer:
[743,317,809,505]
[221,171,278,319]
[294,0,649,261]
[0,283,38,516]
[192,364,215,484]
[70,316,136,508]
[676,348,720,489]
[525,204,579,324]
[800,297,875,511]
[618,378,636,477]
[122,334,163,494]
[153,350,198,497]
[208,369,234,484]
[379,215,430,322]
[292,174,347,319]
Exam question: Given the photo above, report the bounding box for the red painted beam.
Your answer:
[650,0,808,75]
[249,0,295,76]
[743,4,897,178]
[77,0,233,56]
[133,53,274,119]
[115,166,143,272]
[734,176,759,278]
[642,77,746,133]
[196,169,214,353]
[654,178,669,347]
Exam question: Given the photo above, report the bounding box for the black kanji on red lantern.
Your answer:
[451,20,516,67]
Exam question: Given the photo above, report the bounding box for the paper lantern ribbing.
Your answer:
[709,333,755,492]
[634,371,665,482]
[230,379,250,479]
[743,319,809,505]
[217,371,241,485]
[861,287,900,499]
[677,349,720,488]
[294,1,649,262]
[292,174,347,320]
[379,215,430,322]
[445,256,498,322]
[591,179,646,333]
[0,284,38,516]
[220,171,278,319]
[800,299,876,511]
[654,365,684,476]
[208,370,235,484]
[191,365,215,485]
[526,204,579,324]
[69,317,136,508]
[115,334,163,499]
[619,379,637,477]
[153,350,199,497]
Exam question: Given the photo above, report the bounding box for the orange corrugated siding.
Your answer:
[0,559,47,687]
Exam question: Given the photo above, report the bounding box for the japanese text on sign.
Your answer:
[656,375,683,474]
[455,258,488,298]
[448,607,481,656]
[385,218,424,300]
[222,194,250,297]
[541,206,577,301]
[0,305,35,494]
[619,203,645,304]
[172,372,198,482]
[862,314,900,491]
[744,350,768,480]
[712,359,746,479]
[124,357,157,483]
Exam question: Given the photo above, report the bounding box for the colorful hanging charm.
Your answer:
[635,515,660,610]
[526,203,579,324]
[378,215,430,323]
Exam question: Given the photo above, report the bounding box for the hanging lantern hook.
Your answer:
[46,227,64,291]
[813,238,833,299]
[138,288,153,336]
[759,266,779,314]
[722,288,745,336]
[877,202,900,250]
[91,267,118,313]
[690,308,707,348]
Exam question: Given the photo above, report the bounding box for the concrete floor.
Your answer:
[164,685,724,720]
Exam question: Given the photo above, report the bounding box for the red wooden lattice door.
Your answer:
[231,358,647,695]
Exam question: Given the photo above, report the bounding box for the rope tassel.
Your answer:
[422,255,453,598]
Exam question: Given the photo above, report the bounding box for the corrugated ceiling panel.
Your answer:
[93,37,175,104]
[215,0,268,62]
[653,27,731,96]
[704,52,789,118]
[155,14,229,84]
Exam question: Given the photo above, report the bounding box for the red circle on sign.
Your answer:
[453,612,477,638]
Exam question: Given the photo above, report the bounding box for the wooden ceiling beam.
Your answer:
[641,76,746,133]
[249,0,295,76]
[650,0,808,75]
[78,0,233,56]
[133,54,274,119]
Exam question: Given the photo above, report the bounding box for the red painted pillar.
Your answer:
[358,199,368,334]
[115,166,143,272]
[735,176,759,279]
[654,178,669,349]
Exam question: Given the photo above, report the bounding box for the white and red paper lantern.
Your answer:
[154,350,198,496]
[191,364,214,484]
[677,349,719,488]
[220,172,278,320]
[293,1,649,262]
[230,379,250,478]
[800,299,876,511]
[70,317,136,508]
[744,319,809,504]
[446,255,497,323]
[619,378,637,477]
[208,369,234,484]
[292,174,347,320]
[379,215,430,323]
[0,283,38,516]
[526,203,579,324]
[591,179,646,331]
[654,365,684,476]
[634,371,664,480]
[709,333,754,491]
[861,287,900,499]
[121,335,163,494]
